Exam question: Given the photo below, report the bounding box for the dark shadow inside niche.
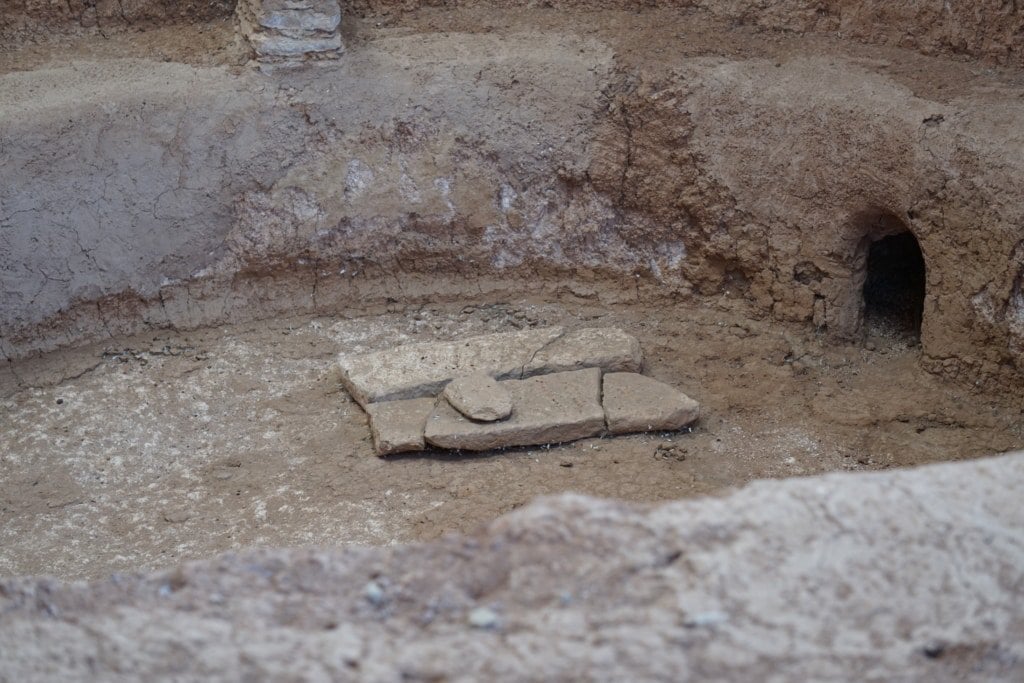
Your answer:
[862,231,926,344]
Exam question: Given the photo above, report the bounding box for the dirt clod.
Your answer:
[654,443,688,462]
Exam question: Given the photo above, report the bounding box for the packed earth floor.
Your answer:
[3,295,1021,580]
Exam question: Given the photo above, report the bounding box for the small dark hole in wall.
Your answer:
[863,232,926,343]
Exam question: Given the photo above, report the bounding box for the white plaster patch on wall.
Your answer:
[649,257,664,281]
[291,191,326,222]
[493,249,524,269]
[345,159,375,199]
[500,184,518,212]
[1008,283,1024,343]
[971,288,998,325]
[660,241,688,270]
[398,173,422,204]
[649,241,688,282]
[481,225,524,269]
[529,206,555,241]
[434,178,456,219]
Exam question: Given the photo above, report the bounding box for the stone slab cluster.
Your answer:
[237,0,342,64]
[338,327,699,456]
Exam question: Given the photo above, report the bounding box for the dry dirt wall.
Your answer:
[4,1,1022,69]
[350,0,1024,68]
[589,60,1024,389]
[2,452,1023,680]
[2,15,1024,394]
[0,0,235,40]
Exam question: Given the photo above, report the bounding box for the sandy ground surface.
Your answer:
[3,294,1021,580]
[2,5,1023,584]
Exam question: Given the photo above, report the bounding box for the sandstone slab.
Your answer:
[338,327,642,408]
[365,398,437,456]
[525,327,642,375]
[425,368,604,451]
[250,33,342,58]
[603,372,699,434]
[443,372,513,422]
[339,327,562,407]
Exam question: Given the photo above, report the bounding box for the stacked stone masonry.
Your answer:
[237,0,343,62]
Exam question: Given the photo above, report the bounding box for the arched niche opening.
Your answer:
[860,224,926,345]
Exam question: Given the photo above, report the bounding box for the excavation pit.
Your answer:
[2,2,1024,678]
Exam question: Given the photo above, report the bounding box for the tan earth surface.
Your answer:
[2,2,1023,679]
[3,298,1020,580]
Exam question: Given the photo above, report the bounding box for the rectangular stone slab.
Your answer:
[366,398,437,456]
[424,368,605,451]
[338,327,642,408]
[525,327,643,375]
[603,372,700,435]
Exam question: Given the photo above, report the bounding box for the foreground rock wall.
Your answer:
[2,452,1023,680]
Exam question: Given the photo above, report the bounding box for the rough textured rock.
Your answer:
[365,397,437,455]
[339,327,563,407]
[442,372,513,422]
[425,368,604,450]
[525,327,643,375]
[338,328,640,407]
[1,453,1022,681]
[237,0,343,63]
[603,372,700,434]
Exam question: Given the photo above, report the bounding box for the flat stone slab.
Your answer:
[251,33,342,57]
[338,327,642,408]
[603,373,700,434]
[257,0,342,33]
[366,398,437,456]
[425,368,605,451]
[525,327,643,375]
[443,372,513,422]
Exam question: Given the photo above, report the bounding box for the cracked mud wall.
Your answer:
[2,12,1024,395]
[587,59,1024,390]
[1,1,236,41]
[348,0,1024,68]
[5,2,1023,68]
